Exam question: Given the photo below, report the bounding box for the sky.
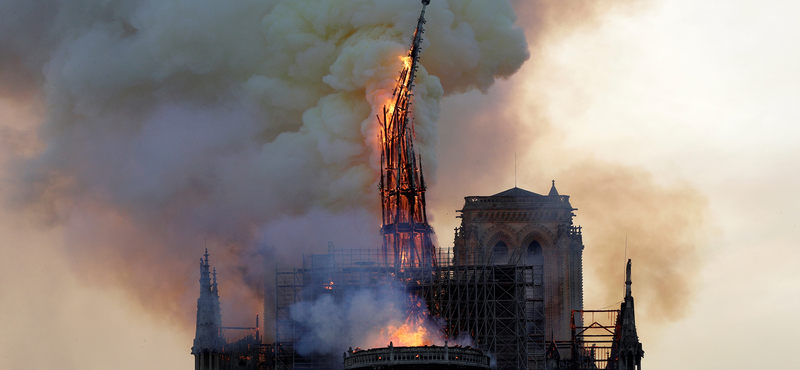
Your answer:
[429,1,800,368]
[2,0,799,369]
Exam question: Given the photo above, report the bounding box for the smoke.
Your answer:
[515,0,712,327]
[290,284,474,356]
[432,93,710,332]
[432,94,711,331]
[549,161,711,325]
[290,284,454,356]
[429,0,711,330]
[0,0,529,335]
[0,0,704,350]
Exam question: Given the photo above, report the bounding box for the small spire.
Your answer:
[625,259,632,298]
[617,258,643,366]
[204,248,209,266]
[546,340,560,360]
[548,180,559,197]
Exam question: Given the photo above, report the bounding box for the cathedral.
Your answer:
[191,182,644,370]
[191,1,643,369]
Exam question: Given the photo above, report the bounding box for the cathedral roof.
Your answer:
[461,183,573,212]
[491,187,545,197]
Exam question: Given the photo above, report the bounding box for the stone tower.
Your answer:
[453,182,584,341]
[192,249,224,370]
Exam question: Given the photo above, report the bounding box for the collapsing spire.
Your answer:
[378,0,436,270]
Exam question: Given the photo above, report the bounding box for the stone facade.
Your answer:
[452,183,584,342]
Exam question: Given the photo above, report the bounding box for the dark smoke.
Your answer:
[1,0,700,345]
[0,0,529,337]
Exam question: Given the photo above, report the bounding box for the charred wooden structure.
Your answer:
[378,0,436,270]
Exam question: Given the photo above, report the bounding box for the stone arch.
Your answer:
[519,226,553,266]
[484,229,515,265]
[481,223,519,246]
[523,240,544,266]
[518,224,555,248]
[465,238,480,264]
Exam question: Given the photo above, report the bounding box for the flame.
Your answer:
[381,321,433,347]
[386,55,413,116]
[385,98,397,118]
[398,55,413,90]
[378,296,441,347]
[400,55,412,70]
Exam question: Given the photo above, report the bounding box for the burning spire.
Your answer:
[378,0,436,270]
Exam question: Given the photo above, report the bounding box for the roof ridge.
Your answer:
[490,187,544,197]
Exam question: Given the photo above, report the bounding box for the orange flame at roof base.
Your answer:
[381,321,434,347]
[376,295,444,348]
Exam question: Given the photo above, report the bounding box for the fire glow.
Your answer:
[380,318,437,347]
[373,294,445,348]
[376,9,438,271]
[377,55,413,131]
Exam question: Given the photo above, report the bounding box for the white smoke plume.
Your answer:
[290,284,470,356]
[0,0,529,335]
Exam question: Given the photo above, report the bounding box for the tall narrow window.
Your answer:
[526,240,544,265]
[493,240,509,265]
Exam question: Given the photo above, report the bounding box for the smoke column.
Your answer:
[289,284,472,356]
[0,0,529,336]
[0,0,709,347]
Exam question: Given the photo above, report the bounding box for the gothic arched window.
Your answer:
[493,240,509,265]
[526,240,544,265]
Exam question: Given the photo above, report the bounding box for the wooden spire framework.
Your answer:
[378,0,436,270]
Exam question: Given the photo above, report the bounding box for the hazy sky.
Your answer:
[2,1,799,369]
[431,1,800,368]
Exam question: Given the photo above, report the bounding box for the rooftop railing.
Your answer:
[343,344,491,370]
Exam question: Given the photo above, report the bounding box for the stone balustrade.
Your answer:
[343,343,491,370]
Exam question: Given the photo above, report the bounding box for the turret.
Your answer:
[618,259,644,370]
[545,340,561,370]
[548,180,560,197]
[191,249,224,370]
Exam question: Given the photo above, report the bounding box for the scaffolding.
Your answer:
[568,310,622,370]
[422,263,545,370]
[274,246,545,370]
